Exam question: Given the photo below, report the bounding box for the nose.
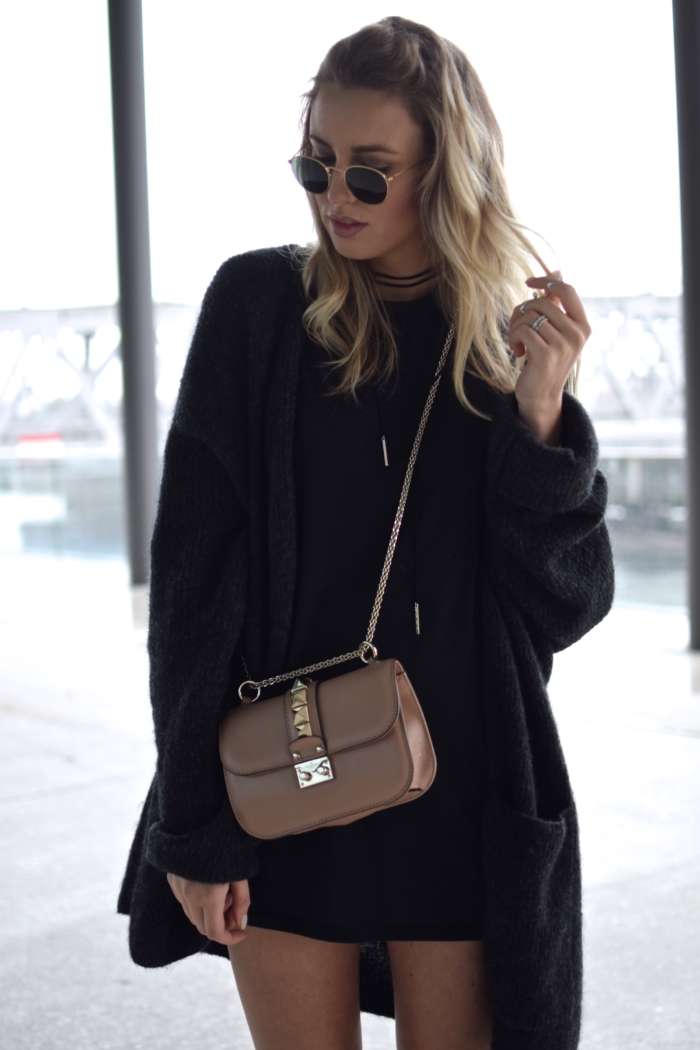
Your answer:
[326,168,357,206]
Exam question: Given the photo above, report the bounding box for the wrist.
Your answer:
[515,393,563,447]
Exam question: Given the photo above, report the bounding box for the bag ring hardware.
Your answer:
[238,680,262,702]
[359,641,379,664]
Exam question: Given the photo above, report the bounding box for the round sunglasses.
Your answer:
[289,155,418,206]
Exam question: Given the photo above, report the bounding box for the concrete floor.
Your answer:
[0,554,698,1049]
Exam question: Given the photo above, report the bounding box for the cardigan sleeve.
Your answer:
[143,424,260,884]
[483,391,614,655]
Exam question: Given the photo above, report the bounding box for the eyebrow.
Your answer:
[309,134,400,156]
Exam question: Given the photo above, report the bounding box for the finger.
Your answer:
[525,269,561,292]
[202,900,245,945]
[519,325,583,376]
[202,905,228,942]
[510,321,555,358]
[513,323,550,358]
[191,905,209,936]
[223,891,236,931]
[512,306,579,346]
[511,308,568,343]
[510,300,577,341]
[173,880,218,934]
[510,318,547,358]
[528,275,579,315]
[196,894,245,944]
[524,270,562,304]
[512,299,539,323]
[525,276,588,326]
[228,879,251,931]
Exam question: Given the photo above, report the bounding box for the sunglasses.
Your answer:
[289,155,418,206]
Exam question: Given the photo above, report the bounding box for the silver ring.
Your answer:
[546,280,561,290]
[531,314,548,332]
[519,303,528,314]
[359,641,378,664]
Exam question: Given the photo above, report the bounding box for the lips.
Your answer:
[329,215,368,239]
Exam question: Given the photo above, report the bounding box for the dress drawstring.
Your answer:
[375,396,390,467]
[376,396,422,634]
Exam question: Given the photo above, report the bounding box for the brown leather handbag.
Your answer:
[219,324,454,840]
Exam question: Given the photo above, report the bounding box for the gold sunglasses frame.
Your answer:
[289,156,418,204]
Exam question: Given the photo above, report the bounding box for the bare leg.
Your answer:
[388,940,492,1050]
[229,926,362,1050]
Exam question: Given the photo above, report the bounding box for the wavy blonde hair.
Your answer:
[297,16,575,408]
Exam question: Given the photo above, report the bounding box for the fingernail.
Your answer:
[241,913,248,930]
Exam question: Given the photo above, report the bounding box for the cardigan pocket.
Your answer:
[482,793,582,1047]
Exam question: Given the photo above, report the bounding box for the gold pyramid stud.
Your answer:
[291,679,306,694]
[297,723,313,737]
[293,709,309,725]
[291,696,306,710]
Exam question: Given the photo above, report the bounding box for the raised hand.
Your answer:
[509,273,591,446]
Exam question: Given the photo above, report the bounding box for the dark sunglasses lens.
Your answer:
[291,157,328,195]
[345,167,387,205]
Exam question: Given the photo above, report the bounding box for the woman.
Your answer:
[119,17,613,1050]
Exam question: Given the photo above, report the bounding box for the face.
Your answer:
[307,85,427,273]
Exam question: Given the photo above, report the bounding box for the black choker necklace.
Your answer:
[372,266,436,289]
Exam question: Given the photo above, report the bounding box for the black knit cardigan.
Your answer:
[118,247,614,1050]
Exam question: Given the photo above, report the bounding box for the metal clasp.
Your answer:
[295,756,334,789]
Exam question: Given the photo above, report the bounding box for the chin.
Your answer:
[327,232,383,263]
[330,241,376,262]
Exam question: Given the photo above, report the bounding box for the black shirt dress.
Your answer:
[246,294,490,942]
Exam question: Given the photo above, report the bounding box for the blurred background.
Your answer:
[1,2,698,1049]
[0,0,685,603]
[0,0,685,601]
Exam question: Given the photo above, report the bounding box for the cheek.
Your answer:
[377,189,421,234]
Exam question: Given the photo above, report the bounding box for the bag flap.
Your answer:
[220,658,400,776]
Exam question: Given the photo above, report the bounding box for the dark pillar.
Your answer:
[108,0,158,585]
[673,0,700,646]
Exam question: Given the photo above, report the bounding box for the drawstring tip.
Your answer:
[381,435,389,467]
[414,602,421,635]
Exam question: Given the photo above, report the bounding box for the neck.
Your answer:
[369,247,434,302]
[368,261,437,302]
[374,275,437,302]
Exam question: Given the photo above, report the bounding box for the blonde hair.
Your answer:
[297,16,575,408]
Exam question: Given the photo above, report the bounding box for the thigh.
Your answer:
[229,926,362,1050]
[388,940,492,1050]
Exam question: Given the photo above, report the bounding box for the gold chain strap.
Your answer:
[239,323,455,701]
